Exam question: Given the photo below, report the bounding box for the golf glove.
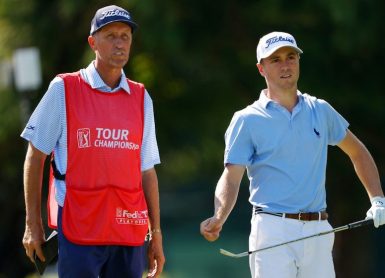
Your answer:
[366,196,385,228]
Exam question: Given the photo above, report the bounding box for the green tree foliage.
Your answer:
[1,0,385,277]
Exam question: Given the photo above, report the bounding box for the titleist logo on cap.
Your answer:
[265,36,295,49]
[100,9,131,20]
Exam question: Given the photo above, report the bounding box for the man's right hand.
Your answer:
[22,223,46,263]
[200,217,223,242]
[200,165,245,242]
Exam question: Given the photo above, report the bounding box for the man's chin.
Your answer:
[110,58,129,68]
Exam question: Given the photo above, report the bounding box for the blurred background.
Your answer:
[1,0,385,277]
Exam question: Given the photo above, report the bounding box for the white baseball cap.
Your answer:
[256,31,303,63]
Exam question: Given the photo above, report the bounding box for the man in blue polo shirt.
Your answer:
[200,31,385,277]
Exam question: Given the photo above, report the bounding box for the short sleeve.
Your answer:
[141,89,160,171]
[319,100,349,145]
[20,77,64,155]
[224,111,255,166]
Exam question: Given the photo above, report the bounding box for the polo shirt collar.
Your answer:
[257,89,303,108]
[84,62,131,94]
[258,89,272,108]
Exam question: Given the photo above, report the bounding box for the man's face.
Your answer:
[89,22,133,70]
[257,47,300,91]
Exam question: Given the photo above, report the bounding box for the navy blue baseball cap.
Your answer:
[90,5,138,35]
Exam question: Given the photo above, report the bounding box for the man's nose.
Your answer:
[281,59,292,69]
[114,37,124,48]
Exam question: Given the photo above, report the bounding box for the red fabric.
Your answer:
[51,72,148,245]
[47,164,58,229]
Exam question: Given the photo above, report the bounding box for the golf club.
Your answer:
[220,218,373,258]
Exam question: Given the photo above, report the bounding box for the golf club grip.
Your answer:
[347,218,373,229]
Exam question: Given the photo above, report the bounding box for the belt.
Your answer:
[253,207,328,221]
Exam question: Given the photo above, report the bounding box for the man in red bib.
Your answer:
[21,5,165,278]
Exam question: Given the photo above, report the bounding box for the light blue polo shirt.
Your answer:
[21,62,160,206]
[224,90,349,213]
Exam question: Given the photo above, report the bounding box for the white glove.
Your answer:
[366,196,385,228]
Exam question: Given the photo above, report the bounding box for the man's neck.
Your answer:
[264,87,298,112]
[94,62,122,89]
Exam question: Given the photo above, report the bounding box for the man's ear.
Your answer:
[88,35,96,51]
[256,63,265,77]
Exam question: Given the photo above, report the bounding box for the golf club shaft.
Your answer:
[221,218,373,257]
[248,218,373,255]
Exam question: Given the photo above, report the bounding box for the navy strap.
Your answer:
[51,159,66,181]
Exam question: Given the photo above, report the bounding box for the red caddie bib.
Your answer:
[50,72,148,246]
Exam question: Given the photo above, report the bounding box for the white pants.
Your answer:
[249,213,335,278]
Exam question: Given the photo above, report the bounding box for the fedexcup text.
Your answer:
[116,208,148,225]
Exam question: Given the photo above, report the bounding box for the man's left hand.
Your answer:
[147,231,165,278]
[366,196,385,228]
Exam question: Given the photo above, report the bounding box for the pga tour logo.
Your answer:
[77,128,91,148]
[76,127,138,150]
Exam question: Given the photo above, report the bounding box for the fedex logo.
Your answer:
[116,207,148,225]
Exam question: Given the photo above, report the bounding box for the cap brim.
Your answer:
[91,19,138,35]
[259,45,303,62]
